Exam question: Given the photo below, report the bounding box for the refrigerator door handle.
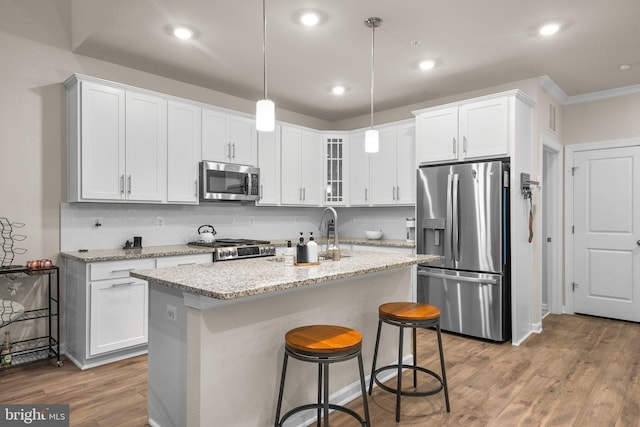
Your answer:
[445,174,454,262]
[452,173,460,263]
[417,269,498,285]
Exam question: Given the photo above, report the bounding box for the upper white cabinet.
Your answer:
[202,108,256,166]
[414,91,533,165]
[281,126,322,206]
[167,100,201,204]
[66,75,168,203]
[256,127,280,205]
[369,123,415,205]
[350,122,415,206]
[324,134,348,206]
[348,131,370,206]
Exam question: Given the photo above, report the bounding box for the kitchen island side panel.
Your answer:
[148,267,413,427]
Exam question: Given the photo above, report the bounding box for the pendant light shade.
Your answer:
[256,99,275,132]
[256,0,275,132]
[365,129,379,153]
[364,17,382,153]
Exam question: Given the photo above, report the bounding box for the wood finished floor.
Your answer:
[0,314,638,426]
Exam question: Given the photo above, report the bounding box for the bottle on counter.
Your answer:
[284,240,294,266]
[307,232,318,263]
[1,331,12,368]
[296,232,308,264]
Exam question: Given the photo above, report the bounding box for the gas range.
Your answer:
[187,239,276,261]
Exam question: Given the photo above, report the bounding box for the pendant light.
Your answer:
[256,0,275,132]
[364,17,381,153]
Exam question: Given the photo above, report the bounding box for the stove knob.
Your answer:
[269,247,275,254]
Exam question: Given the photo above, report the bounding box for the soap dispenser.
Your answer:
[307,232,318,263]
[296,232,308,264]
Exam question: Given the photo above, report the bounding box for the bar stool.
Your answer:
[368,302,450,421]
[275,324,370,427]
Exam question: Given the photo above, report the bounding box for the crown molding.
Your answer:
[538,75,640,106]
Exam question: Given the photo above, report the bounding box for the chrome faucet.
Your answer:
[319,207,340,260]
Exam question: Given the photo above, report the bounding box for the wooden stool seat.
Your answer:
[285,325,362,355]
[379,302,440,321]
[275,325,370,426]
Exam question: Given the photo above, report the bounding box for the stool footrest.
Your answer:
[278,402,367,427]
[372,365,444,397]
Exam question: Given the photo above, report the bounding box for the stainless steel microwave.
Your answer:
[199,161,260,202]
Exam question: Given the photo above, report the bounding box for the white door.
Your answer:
[573,145,640,321]
[395,123,416,205]
[228,116,256,165]
[459,96,508,160]
[349,131,370,206]
[299,130,322,205]
[370,127,397,205]
[280,126,302,205]
[256,128,280,205]
[415,106,459,164]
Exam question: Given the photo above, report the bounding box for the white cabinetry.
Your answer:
[348,131,370,206]
[414,91,530,165]
[280,126,322,206]
[202,108,256,165]
[256,127,280,205]
[64,253,212,369]
[168,100,201,204]
[324,134,347,205]
[66,75,167,203]
[350,122,415,206]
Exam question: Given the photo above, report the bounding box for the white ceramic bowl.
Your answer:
[365,230,383,240]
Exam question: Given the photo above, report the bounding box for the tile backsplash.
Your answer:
[60,203,415,251]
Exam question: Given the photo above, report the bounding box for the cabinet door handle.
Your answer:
[120,175,125,194]
[397,186,400,200]
[177,263,196,266]
[452,137,457,155]
[260,185,263,199]
[303,187,306,201]
[392,186,396,200]
[299,187,303,200]
[111,281,136,288]
[232,143,236,159]
[365,188,368,201]
[111,268,135,273]
[195,180,198,197]
[463,136,467,154]
[127,175,132,194]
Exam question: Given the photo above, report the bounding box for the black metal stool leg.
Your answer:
[412,327,417,388]
[368,319,382,395]
[357,353,370,426]
[436,324,451,412]
[275,353,289,427]
[317,363,322,426]
[396,325,404,422]
[323,361,330,427]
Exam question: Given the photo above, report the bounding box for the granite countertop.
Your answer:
[60,244,215,262]
[131,251,439,300]
[60,238,415,262]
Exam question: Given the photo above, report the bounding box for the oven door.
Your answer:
[199,161,259,201]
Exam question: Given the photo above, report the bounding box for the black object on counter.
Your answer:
[296,232,308,263]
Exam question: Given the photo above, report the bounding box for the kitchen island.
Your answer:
[131,251,438,427]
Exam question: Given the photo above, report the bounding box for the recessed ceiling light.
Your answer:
[331,86,346,95]
[419,60,436,71]
[294,10,327,27]
[173,26,194,40]
[300,12,320,26]
[620,64,631,71]
[538,23,560,36]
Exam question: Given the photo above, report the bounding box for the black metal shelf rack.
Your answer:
[0,266,62,368]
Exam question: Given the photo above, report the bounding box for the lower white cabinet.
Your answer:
[89,277,148,356]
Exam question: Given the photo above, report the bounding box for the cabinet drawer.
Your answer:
[89,259,155,281]
[156,253,212,268]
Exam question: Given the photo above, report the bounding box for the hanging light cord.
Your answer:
[262,0,268,100]
[369,20,375,129]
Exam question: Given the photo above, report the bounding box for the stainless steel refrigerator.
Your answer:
[416,160,511,342]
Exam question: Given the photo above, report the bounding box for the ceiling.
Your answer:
[5,0,640,121]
